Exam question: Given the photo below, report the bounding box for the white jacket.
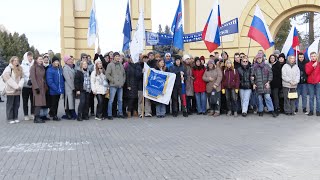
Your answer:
[91,70,108,95]
[282,63,300,89]
[21,52,34,87]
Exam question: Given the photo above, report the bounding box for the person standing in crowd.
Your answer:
[106,52,126,120]
[203,59,223,117]
[305,52,320,116]
[170,56,187,117]
[282,55,300,115]
[200,56,206,66]
[238,57,252,117]
[233,53,241,69]
[63,55,76,120]
[155,59,168,118]
[192,57,207,115]
[147,52,158,116]
[40,54,51,120]
[269,54,282,115]
[183,54,194,115]
[124,56,138,118]
[21,51,35,121]
[30,56,47,123]
[251,54,277,117]
[46,56,64,121]
[296,53,309,113]
[75,61,91,121]
[136,55,152,117]
[221,60,240,117]
[165,53,174,70]
[94,47,110,69]
[91,59,108,120]
[3,56,24,124]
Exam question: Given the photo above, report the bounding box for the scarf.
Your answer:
[83,71,91,92]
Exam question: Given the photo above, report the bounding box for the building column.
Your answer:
[184,0,196,54]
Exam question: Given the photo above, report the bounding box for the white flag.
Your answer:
[87,0,98,47]
[143,63,176,105]
[130,10,145,63]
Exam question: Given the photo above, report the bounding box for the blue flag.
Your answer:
[122,0,132,52]
[171,0,184,50]
[87,0,97,47]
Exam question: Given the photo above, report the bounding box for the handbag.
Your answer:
[288,88,298,99]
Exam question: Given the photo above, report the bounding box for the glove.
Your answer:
[235,89,239,94]
[222,89,225,94]
[35,88,40,94]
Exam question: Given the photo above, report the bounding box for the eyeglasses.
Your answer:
[242,61,248,63]
[82,57,88,59]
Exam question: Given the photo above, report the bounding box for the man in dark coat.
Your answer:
[296,53,309,113]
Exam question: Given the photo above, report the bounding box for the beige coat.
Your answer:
[202,68,223,93]
[30,64,47,107]
[2,65,24,96]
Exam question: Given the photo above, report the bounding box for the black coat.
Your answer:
[74,70,91,92]
[298,59,308,84]
[270,61,282,89]
[148,59,158,69]
[237,65,252,89]
[136,62,144,91]
[170,64,186,87]
[125,63,139,98]
[94,53,109,70]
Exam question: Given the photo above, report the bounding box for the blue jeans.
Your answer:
[195,92,207,113]
[108,87,123,116]
[295,84,308,110]
[308,84,320,112]
[156,104,166,116]
[240,89,252,113]
[258,94,274,112]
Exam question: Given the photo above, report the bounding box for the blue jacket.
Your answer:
[46,65,65,95]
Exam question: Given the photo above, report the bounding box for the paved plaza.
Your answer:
[0,98,320,180]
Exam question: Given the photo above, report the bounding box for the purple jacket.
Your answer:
[222,68,240,89]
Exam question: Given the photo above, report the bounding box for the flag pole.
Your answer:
[220,36,224,53]
[247,38,252,58]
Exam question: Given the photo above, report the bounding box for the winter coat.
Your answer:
[251,62,273,94]
[192,67,206,93]
[106,61,126,88]
[2,64,24,96]
[136,62,144,91]
[74,70,91,92]
[165,59,174,71]
[125,63,139,98]
[305,60,320,84]
[148,59,158,69]
[202,68,223,93]
[237,65,252,89]
[46,65,65,95]
[297,59,308,84]
[282,63,300,89]
[30,64,46,107]
[170,64,186,87]
[21,52,34,88]
[270,61,282,89]
[63,65,76,109]
[221,68,240,89]
[94,53,109,70]
[184,64,194,96]
[91,70,108,95]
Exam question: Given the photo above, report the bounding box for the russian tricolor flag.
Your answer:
[281,26,300,57]
[304,38,319,60]
[202,0,221,53]
[248,5,274,50]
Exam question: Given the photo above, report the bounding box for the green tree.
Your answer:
[153,24,179,56]
[274,19,292,50]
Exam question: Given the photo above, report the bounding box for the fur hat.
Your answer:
[52,56,60,63]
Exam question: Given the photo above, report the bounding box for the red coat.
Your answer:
[305,61,320,84]
[192,68,206,93]
[222,68,240,89]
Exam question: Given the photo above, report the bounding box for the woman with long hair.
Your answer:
[155,59,167,118]
[192,57,207,115]
[3,56,24,124]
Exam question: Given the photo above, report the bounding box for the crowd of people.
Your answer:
[1,48,320,124]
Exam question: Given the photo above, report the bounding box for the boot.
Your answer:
[34,116,45,123]
[77,114,83,121]
[183,110,188,117]
[127,112,132,118]
[65,109,72,120]
[133,111,138,117]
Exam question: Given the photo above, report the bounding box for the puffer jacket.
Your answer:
[106,61,126,88]
[202,67,223,93]
[46,64,65,95]
[2,64,24,95]
[221,68,240,89]
[251,61,273,94]
[21,52,34,87]
[282,63,300,89]
[305,60,320,84]
[91,70,108,95]
[237,65,252,89]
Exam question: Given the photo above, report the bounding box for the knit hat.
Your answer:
[95,58,102,65]
[208,59,215,65]
[200,56,205,61]
[52,56,60,63]
[63,55,71,63]
[183,54,191,61]
[279,53,286,59]
[274,50,280,55]
[165,53,171,57]
[113,52,120,58]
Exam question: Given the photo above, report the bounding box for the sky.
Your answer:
[0,0,314,54]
